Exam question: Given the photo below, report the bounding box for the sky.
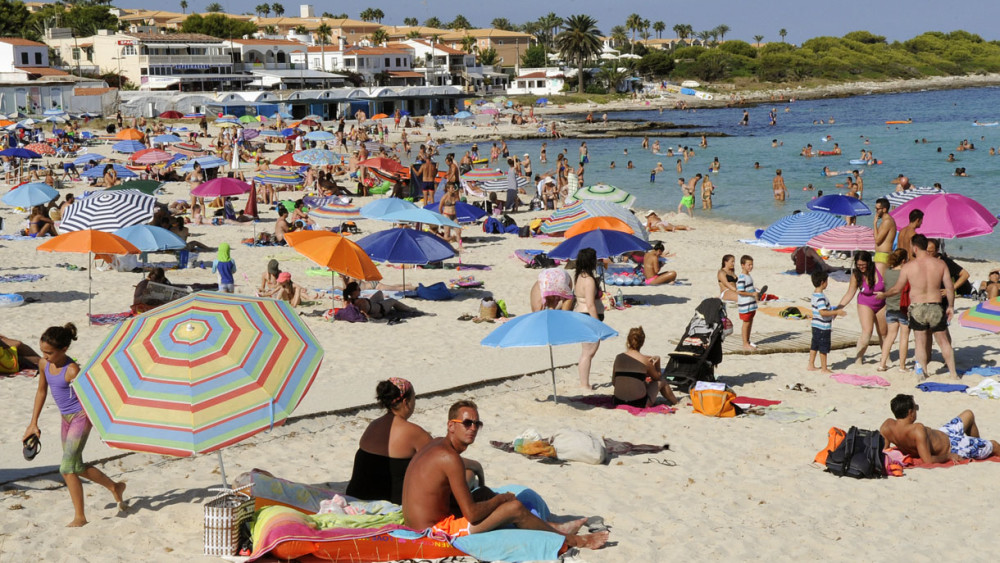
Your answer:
[136,0,1000,45]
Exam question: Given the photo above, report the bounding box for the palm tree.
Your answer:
[371,8,384,23]
[753,34,764,48]
[716,24,730,42]
[406,30,421,39]
[491,17,513,31]
[610,25,628,50]
[555,14,602,93]
[625,13,642,45]
[424,17,442,29]
[449,14,471,30]
[316,23,331,70]
[597,63,627,92]
[540,12,563,47]
[403,17,418,26]
[673,23,692,45]
[205,2,223,12]
[370,28,388,46]
[460,35,476,54]
[697,30,712,46]
[779,28,787,42]
[179,0,188,14]
[653,21,665,39]
[359,8,373,22]
[478,47,498,66]
[271,3,284,17]
[264,25,278,35]
[255,4,269,17]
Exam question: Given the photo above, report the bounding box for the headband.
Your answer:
[389,377,413,404]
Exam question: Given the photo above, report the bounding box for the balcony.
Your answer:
[139,55,232,66]
[234,62,295,72]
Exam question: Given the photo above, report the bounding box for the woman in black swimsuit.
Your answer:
[717,254,738,302]
[612,327,678,408]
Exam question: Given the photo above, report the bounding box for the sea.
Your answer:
[441,86,1000,262]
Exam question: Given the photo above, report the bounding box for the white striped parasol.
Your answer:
[60,190,156,233]
[884,186,945,207]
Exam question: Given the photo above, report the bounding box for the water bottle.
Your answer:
[615,288,624,308]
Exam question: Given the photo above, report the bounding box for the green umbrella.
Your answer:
[107,180,163,196]
[239,115,260,124]
[566,184,636,208]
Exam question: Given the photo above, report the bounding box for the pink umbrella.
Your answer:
[890,193,997,238]
[480,108,498,115]
[806,225,876,251]
[191,177,252,197]
[130,148,173,165]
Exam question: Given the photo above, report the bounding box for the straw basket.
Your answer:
[479,299,498,320]
[204,486,254,556]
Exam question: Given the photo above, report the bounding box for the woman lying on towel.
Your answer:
[346,378,483,505]
[612,327,678,408]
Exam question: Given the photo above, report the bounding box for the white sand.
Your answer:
[3,121,1000,560]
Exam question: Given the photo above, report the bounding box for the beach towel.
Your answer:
[87,311,134,326]
[916,382,969,393]
[449,275,483,289]
[754,405,836,423]
[415,282,453,301]
[964,366,1000,377]
[884,447,1000,470]
[0,235,36,241]
[831,373,891,387]
[733,396,782,407]
[1,368,37,379]
[566,394,677,416]
[966,378,1000,399]
[0,274,45,283]
[491,437,669,463]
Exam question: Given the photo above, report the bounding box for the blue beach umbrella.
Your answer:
[481,309,618,403]
[379,207,460,228]
[81,163,138,179]
[253,169,303,185]
[0,147,40,159]
[2,182,58,208]
[454,111,473,119]
[113,225,186,252]
[294,148,339,166]
[112,140,146,153]
[153,134,182,144]
[759,211,846,247]
[424,200,487,224]
[280,128,299,137]
[356,228,456,290]
[74,154,104,166]
[359,198,417,220]
[807,194,872,217]
[304,130,335,141]
[177,156,228,173]
[547,229,651,260]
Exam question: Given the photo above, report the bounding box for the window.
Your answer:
[34,52,42,65]
[384,58,390,67]
[122,45,136,56]
[72,48,80,61]
[20,52,28,64]
[395,57,400,67]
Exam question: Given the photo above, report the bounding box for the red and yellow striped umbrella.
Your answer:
[71,292,324,456]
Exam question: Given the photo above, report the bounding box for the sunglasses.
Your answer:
[450,419,484,430]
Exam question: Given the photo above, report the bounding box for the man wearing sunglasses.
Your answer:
[402,400,608,550]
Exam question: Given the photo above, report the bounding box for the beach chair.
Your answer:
[663,298,729,393]
[134,281,191,312]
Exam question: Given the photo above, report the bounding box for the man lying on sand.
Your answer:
[880,394,999,463]
[402,400,608,549]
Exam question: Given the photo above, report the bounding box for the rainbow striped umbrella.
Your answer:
[460,167,506,182]
[304,196,361,219]
[959,298,1000,333]
[540,200,648,240]
[72,292,324,461]
[254,169,304,185]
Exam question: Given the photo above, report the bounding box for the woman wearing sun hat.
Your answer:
[530,268,575,312]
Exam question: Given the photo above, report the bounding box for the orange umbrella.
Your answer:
[371,113,388,120]
[37,230,140,320]
[564,216,634,238]
[285,231,382,306]
[116,128,145,141]
[0,119,14,127]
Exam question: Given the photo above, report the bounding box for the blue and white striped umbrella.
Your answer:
[74,154,105,166]
[759,211,846,246]
[112,140,146,153]
[153,134,182,144]
[293,148,339,166]
[43,109,67,116]
[304,130,335,141]
[884,186,946,207]
[81,163,138,179]
[60,190,156,233]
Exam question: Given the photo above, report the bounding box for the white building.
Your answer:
[507,68,567,96]
[0,37,112,115]
[291,45,421,86]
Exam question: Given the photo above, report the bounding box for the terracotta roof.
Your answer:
[389,71,423,78]
[516,72,551,79]
[306,45,342,53]
[439,28,532,40]
[74,87,116,96]
[14,66,68,76]
[119,10,186,22]
[128,32,222,43]
[232,38,306,46]
[0,37,47,47]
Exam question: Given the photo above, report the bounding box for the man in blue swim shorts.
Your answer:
[880,394,999,463]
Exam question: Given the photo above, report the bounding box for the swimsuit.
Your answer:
[612,353,653,408]
[939,417,994,459]
[908,302,947,332]
[857,269,886,313]
[681,195,694,208]
[44,361,91,474]
[432,515,471,538]
[873,251,889,264]
[345,448,411,505]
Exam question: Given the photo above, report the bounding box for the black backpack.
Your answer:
[525,253,556,269]
[825,426,886,479]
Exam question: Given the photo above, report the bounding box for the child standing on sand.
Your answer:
[808,271,846,373]
[23,324,127,527]
[211,242,237,293]
[736,255,764,351]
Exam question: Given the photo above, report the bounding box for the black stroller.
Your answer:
[663,298,730,392]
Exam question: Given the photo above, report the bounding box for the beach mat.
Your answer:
[718,327,871,355]
[87,311,134,326]
[0,274,45,283]
[1,368,37,379]
[566,394,677,416]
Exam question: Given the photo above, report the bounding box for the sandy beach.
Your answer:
[3,114,1000,561]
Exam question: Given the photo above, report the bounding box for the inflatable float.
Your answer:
[817,150,839,156]
[849,159,882,165]
[0,294,24,307]
[885,120,912,124]
[973,122,999,127]
[603,263,646,286]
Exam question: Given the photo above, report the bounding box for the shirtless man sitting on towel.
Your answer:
[880,394,999,463]
[401,400,608,549]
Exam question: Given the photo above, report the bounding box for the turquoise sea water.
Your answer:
[445,86,1000,261]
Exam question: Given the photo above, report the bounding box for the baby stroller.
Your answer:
[663,298,731,392]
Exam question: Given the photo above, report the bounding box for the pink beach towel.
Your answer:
[830,373,891,387]
[568,394,677,416]
[733,396,782,407]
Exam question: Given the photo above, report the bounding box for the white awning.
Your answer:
[140,78,180,90]
[143,43,189,49]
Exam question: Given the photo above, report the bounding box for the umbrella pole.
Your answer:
[216,450,229,490]
[549,345,558,404]
[402,267,406,293]
[88,252,93,323]
[331,271,336,312]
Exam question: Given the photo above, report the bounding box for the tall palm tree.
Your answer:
[255,4,269,17]
[779,28,787,42]
[716,24,730,42]
[697,30,712,46]
[271,3,284,17]
[403,17,418,26]
[673,23,692,43]
[371,8,384,23]
[753,34,764,48]
[424,17,442,28]
[359,8,374,22]
[555,14,602,93]
[653,21,665,40]
[610,25,628,50]
[316,23,331,70]
[540,12,563,46]
[491,17,513,31]
[625,13,642,45]
[370,28,388,46]
[597,63,626,92]
[179,0,188,14]
[460,35,476,54]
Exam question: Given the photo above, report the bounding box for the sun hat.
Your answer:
[538,268,573,300]
[277,272,291,283]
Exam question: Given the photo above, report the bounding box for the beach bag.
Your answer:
[416,282,453,301]
[825,426,886,479]
[483,217,502,234]
[690,381,738,418]
[525,253,556,269]
[478,298,498,319]
[551,429,606,464]
[814,427,847,465]
[501,214,517,229]
[518,225,532,238]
